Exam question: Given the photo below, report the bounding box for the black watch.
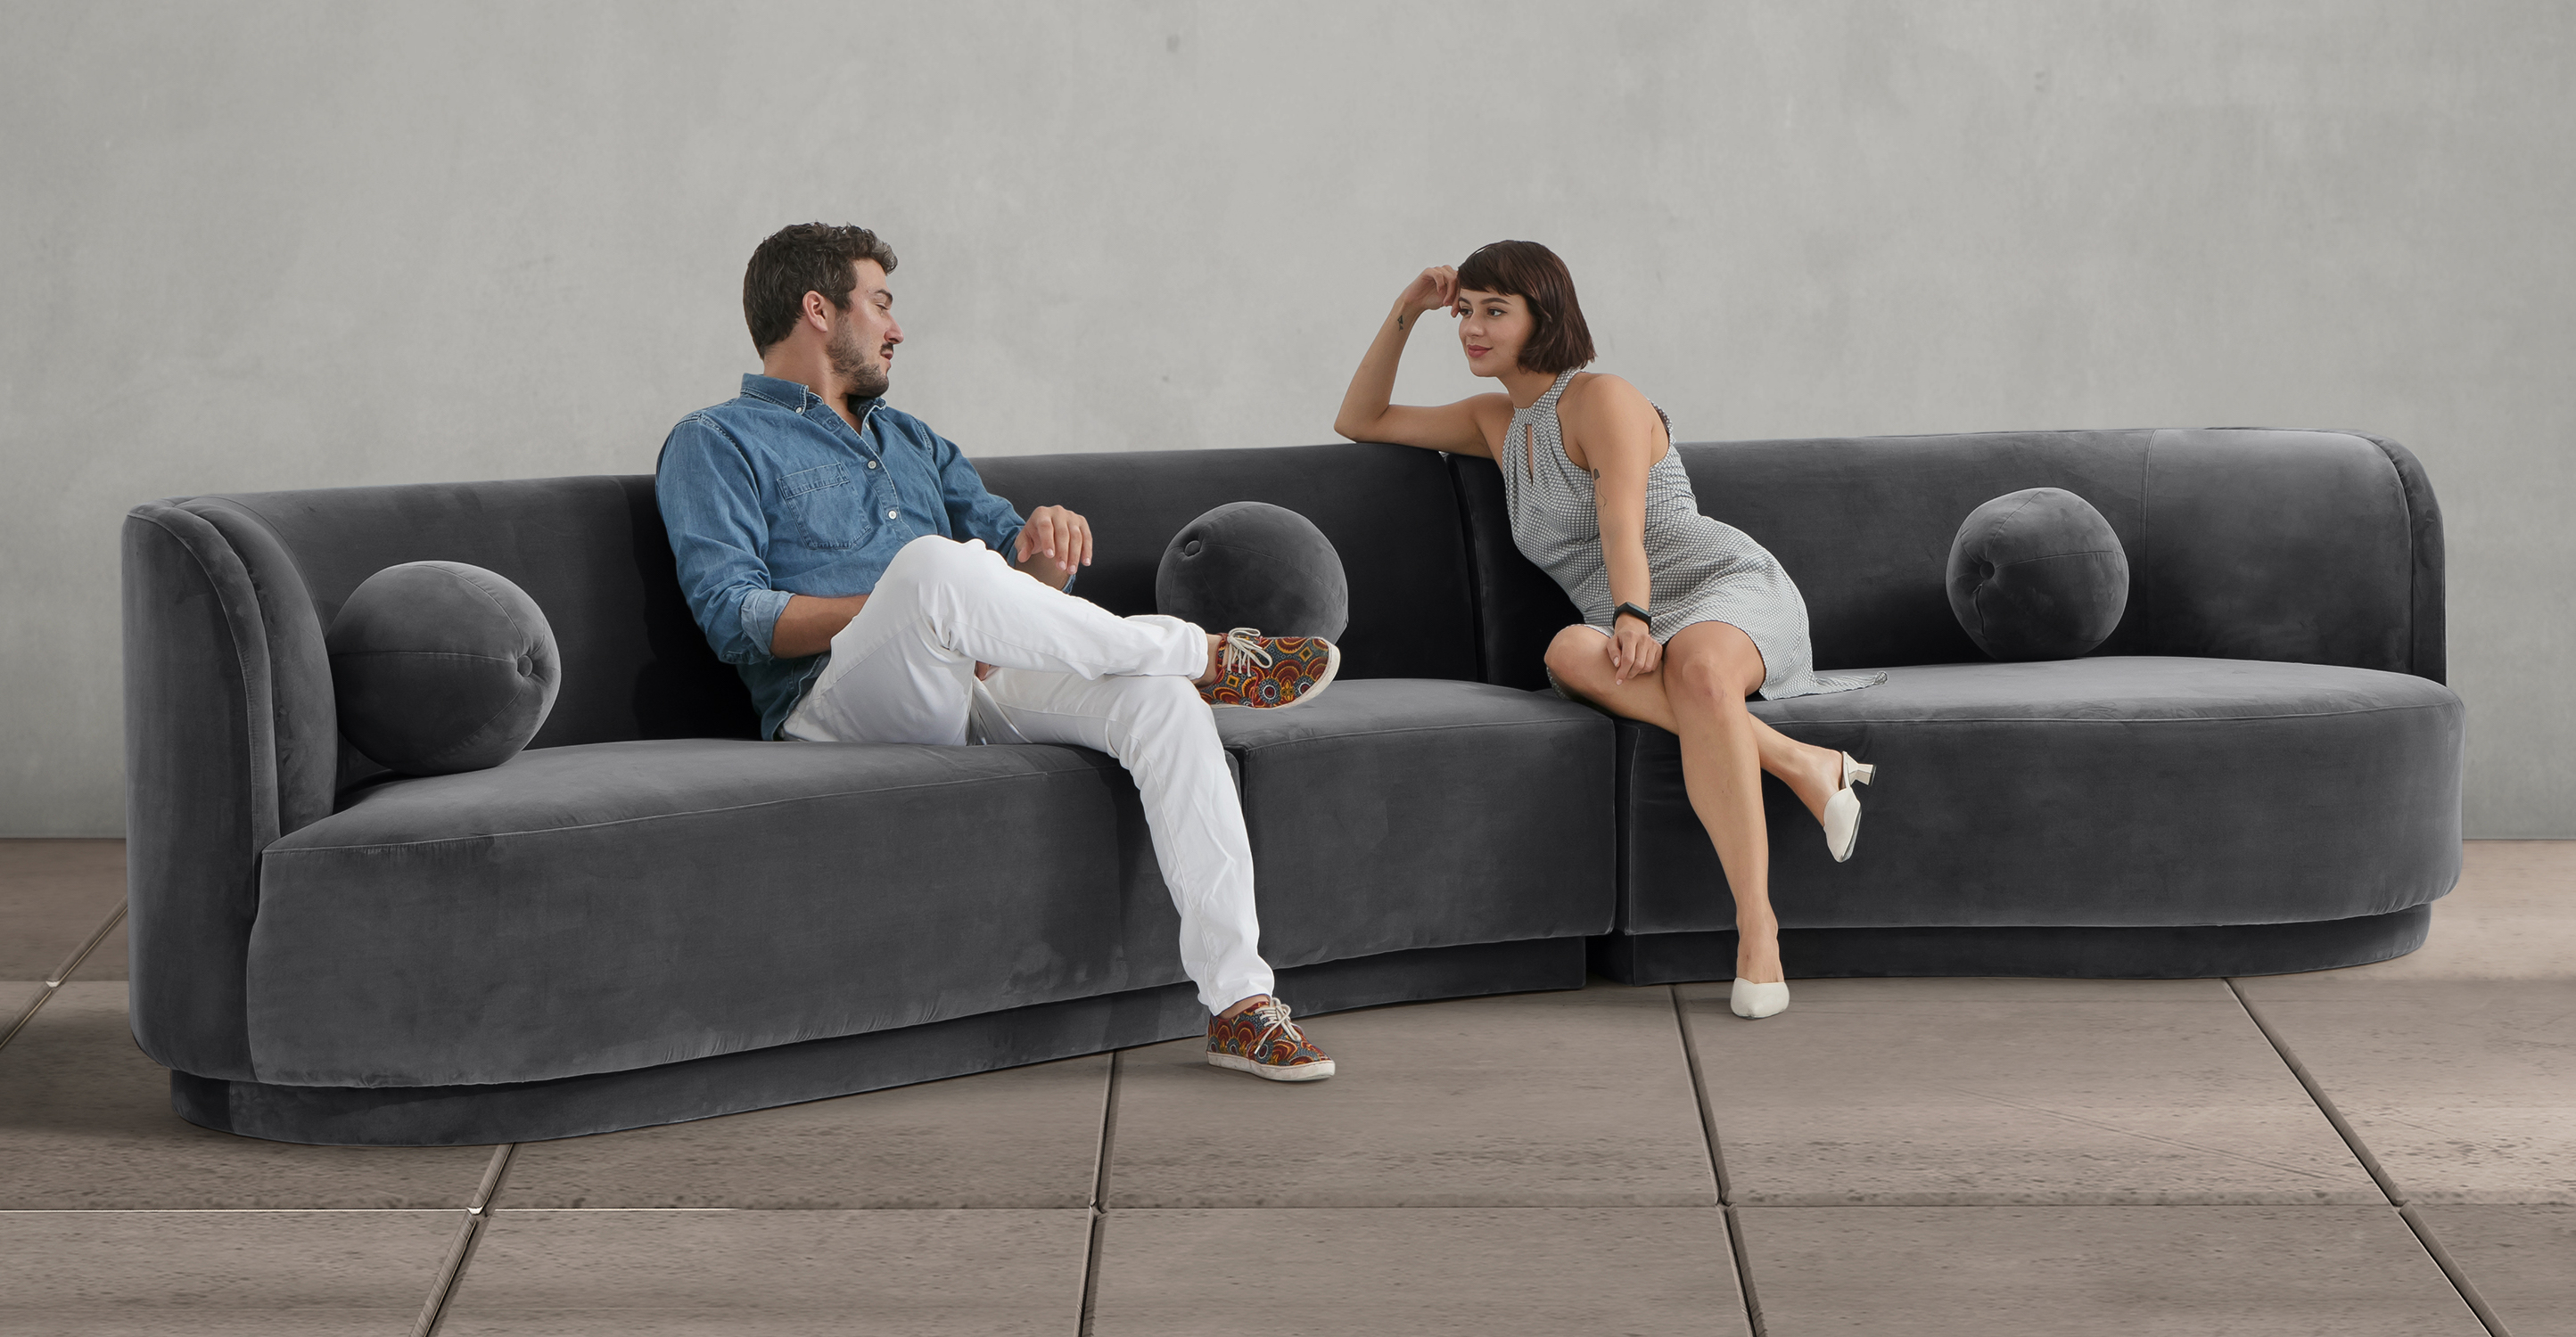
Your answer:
[1614,602,1653,629]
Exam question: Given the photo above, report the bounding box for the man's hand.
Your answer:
[1014,504,1092,590]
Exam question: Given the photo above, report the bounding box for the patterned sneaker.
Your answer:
[1206,997,1336,1081]
[1197,627,1340,710]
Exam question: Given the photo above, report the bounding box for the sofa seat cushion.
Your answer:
[1617,657,2462,935]
[249,678,1616,1089]
[252,737,1198,1087]
[1214,679,1616,966]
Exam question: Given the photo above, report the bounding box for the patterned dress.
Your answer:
[1503,369,1883,701]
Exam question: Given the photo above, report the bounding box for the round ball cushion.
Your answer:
[1946,488,2131,660]
[1155,502,1349,642]
[326,562,561,775]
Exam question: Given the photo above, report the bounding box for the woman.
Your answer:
[1333,240,1882,1020]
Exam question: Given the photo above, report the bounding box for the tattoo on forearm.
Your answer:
[1395,314,1406,332]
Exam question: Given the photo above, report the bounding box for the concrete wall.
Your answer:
[5,1,2570,835]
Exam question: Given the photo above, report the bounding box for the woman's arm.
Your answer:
[1333,267,1505,455]
[1562,375,1670,683]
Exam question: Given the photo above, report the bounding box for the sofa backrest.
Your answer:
[975,442,1482,682]
[1459,428,2445,690]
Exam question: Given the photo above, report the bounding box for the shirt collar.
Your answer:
[740,374,886,430]
[740,373,824,411]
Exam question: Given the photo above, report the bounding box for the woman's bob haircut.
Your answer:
[1456,240,1596,375]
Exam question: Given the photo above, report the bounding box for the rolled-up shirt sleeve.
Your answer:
[657,416,790,665]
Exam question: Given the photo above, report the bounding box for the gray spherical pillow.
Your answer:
[1155,502,1349,642]
[1946,488,2130,660]
[327,562,561,775]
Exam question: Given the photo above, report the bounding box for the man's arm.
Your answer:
[655,417,797,666]
[921,422,1088,590]
[768,592,868,660]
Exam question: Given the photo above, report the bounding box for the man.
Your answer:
[656,223,1337,1080]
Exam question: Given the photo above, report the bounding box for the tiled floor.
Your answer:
[3,839,2567,1335]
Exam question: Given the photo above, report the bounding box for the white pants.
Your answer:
[781,536,1273,1013]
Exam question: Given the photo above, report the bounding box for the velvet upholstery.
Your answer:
[1459,429,2446,688]
[178,938,1585,1147]
[1945,488,2130,660]
[1609,658,2463,937]
[976,443,1476,682]
[1590,905,2432,986]
[246,680,1608,1087]
[1216,680,1614,965]
[119,428,2457,1144]
[327,562,563,775]
[1156,501,1351,642]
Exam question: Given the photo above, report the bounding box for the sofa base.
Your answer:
[1586,904,2432,986]
[172,937,1587,1147]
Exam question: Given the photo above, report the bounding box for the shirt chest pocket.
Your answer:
[780,463,876,550]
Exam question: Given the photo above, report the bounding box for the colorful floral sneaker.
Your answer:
[1206,997,1336,1081]
[1197,627,1339,710]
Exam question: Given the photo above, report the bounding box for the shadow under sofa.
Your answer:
[120,431,2461,1146]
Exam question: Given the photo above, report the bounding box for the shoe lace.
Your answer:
[1248,998,1305,1050]
[1217,627,1273,677]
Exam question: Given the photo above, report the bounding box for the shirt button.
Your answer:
[886,509,899,520]
[867,460,877,469]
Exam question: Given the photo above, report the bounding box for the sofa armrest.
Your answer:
[2364,434,2447,684]
[121,504,276,1079]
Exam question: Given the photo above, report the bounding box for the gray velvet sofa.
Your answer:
[121,429,2460,1146]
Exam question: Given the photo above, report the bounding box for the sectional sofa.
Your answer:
[121,429,2461,1145]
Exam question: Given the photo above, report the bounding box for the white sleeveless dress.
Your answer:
[1502,369,1883,701]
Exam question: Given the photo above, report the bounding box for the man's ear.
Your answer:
[802,290,835,332]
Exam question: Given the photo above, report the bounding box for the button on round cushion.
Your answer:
[1155,502,1349,642]
[1946,488,2130,660]
[326,562,561,775]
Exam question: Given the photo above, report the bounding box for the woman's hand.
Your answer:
[1397,265,1458,317]
[1610,619,1661,685]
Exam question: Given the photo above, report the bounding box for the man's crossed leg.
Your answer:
[782,534,1337,1080]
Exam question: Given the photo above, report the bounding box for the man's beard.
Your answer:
[828,317,890,401]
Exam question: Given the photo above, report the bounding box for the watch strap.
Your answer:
[1614,602,1653,628]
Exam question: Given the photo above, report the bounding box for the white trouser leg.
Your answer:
[778,537,1270,1012]
[782,536,1208,745]
[980,667,1274,1013]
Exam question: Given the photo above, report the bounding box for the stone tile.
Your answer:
[1107,987,1716,1208]
[1737,1205,2483,1335]
[2412,1203,2576,1337]
[0,1209,455,1335]
[0,982,492,1209]
[503,1054,1108,1209]
[1090,1207,1749,1337]
[2231,978,2576,1202]
[2284,840,2576,982]
[439,1208,1089,1335]
[1681,978,2380,1204]
[0,837,126,980]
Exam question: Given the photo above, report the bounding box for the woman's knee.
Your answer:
[1543,625,1609,686]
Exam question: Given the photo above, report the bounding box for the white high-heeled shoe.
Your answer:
[1731,977,1790,1019]
[1822,751,1876,863]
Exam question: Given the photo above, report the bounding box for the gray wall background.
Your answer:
[6,1,2570,835]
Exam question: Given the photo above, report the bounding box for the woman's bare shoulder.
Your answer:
[1559,371,1651,418]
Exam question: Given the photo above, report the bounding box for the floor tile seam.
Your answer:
[2221,979,2407,1204]
[0,1208,485,1216]
[2225,979,2515,1337]
[1666,984,1732,1204]
[416,1143,514,1337]
[2394,1202,2520,1337]
[0,901,125,1053]
[1077,1047,1120,1337]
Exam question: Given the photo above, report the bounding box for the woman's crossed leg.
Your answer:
[1543,620,1843,985]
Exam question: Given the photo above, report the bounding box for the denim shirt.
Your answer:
[656,373,1029,740]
